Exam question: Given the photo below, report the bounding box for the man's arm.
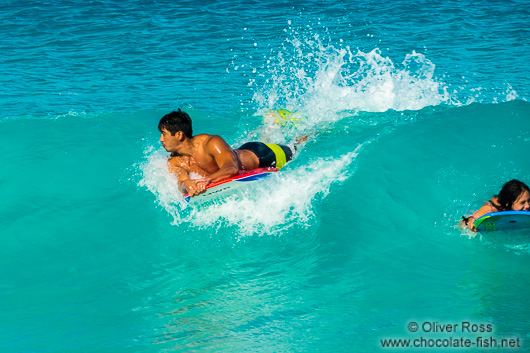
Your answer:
[168,157,204,196]
[202,135,239,184]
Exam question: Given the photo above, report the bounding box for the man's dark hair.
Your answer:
[497,179,530,210]
[158,109,193,138]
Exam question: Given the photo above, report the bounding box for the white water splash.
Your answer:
[138,144,364,236]
[137,146,188,224]
[505,84,518,101]
[251,34,450,116]
[243,34,453,145]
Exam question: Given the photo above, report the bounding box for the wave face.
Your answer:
[1,0,530,351]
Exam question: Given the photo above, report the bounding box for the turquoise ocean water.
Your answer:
[2,1,530,351]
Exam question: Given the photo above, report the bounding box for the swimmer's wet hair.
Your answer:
[497,179,530,210]
[158,109,193,138]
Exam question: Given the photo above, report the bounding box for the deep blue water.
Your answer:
[1,0,530,352]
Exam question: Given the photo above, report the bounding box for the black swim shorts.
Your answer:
[237,142,293,169]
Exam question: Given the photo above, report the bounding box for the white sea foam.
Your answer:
[138,144,364,236]
[137,147,188,224]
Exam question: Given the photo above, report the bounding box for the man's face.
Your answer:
[160,128,180,152]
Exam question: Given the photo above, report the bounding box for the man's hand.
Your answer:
[182,178,211,196]
[194,178,210,191]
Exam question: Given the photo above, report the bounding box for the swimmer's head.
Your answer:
[158,109,193,138]
[497,179,530,211]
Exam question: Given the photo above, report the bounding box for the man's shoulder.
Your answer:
[169,154,190,164]
[167,154,191,173]
[194,134,228,146]
[193,133,218,142]
[194,133,224,139]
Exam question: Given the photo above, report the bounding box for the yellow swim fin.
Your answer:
[265,109,302,127]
